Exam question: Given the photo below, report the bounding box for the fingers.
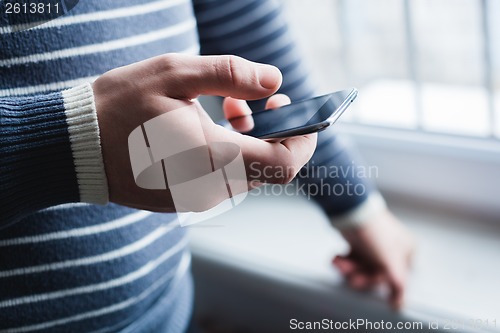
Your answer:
[334,255,407,310]
[264,94,316,170]
[224,93,292,120]
[158,54,282,100]
[385,267,407,310]
[243,132,317,184]
[209,91,315,184]
[279,133,318,171]
[332,213,413,311]
[224,93,292,133]
[265,94,291,109]
[223,97,252,119]
[333,256,358,276]
[223,98,255,133]
[333,256,382,290]
[349,274,374,290]
[207,124,316,184]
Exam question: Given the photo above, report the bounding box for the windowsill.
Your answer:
[188,192,500,333]
[336,124,500,221]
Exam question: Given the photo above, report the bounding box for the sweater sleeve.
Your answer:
[0,83,108,225]
[193,0,386,228]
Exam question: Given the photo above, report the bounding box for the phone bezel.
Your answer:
[250,88,358,139]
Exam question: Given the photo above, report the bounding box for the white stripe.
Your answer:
[0,0,189,34]
[0,19,197,67]
[0,44,199,97]
[43,203,91,211]
[0,236,188,308]
[82,251,191,333]
[90,251,191,333]
[0,76,99,97]
[0,211,152,247]
[0,220,179,279]
[0,252,191,333]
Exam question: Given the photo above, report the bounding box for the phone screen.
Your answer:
[230,89,356,138]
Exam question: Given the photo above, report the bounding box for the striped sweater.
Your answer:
[0,0,384,332]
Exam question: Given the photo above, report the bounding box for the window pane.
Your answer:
[341,0,417,128]
[412,0,489,136]
[285,0,417,127]
[284,0,498,138]
[491,0,500,138]
[284,0,345,90]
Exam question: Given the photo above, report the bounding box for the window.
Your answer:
[283,0,500,218]
[284,0,500,139]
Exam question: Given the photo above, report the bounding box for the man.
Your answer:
[0,0,413,332]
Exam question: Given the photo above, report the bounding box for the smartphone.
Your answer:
[228,88,358,140]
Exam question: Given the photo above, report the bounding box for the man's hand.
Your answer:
[93,54,317,212]
[333,210,414,310]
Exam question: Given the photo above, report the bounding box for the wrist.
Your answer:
[329,192,387,231]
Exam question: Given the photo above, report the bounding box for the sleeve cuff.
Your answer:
[62,83,109,205]
[329,192,387,230]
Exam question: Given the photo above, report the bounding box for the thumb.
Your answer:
[161,54,282,100]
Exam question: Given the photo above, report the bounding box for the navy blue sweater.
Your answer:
[0,0,382,332]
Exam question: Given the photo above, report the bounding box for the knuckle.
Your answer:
[158,53,180,72]
[216,55,246,88]
[389,275,404,291]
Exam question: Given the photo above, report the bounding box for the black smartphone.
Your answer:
[228,88,358,140]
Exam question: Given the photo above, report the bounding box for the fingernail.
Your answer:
[258,64,282,90]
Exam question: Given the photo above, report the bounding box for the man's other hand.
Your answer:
[333,210,415,310]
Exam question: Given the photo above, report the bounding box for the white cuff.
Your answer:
[62,83,109,205]
[329,192,387,230]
